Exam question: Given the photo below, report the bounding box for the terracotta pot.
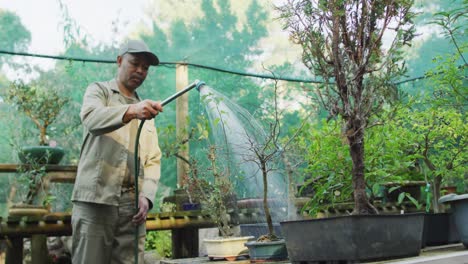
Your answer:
[441,186,457,195]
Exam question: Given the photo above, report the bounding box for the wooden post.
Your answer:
[171,229,199,258]
[5,237,23,264]
[176,63,190,187]
[173,63,199,258]
[31,235,49,264]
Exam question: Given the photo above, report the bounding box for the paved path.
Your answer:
[153,244,467,264]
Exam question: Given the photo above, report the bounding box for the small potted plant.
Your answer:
[186,146,254,261]
[199,79,293,262]
[4,80,69,164]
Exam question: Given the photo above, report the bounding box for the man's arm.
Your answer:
[80,83,129,135]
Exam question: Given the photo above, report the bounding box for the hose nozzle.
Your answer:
[195,80,206,91]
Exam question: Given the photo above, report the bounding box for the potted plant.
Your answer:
[4,80,69,164]
[8,156,56,216]
[187,146,254,261]
[277,1,425,262]
[200,77,304,262]
[400,8,467,248]
[3,80,68,216]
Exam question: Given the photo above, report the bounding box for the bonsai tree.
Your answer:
[4,80,69,146]
[204,76,307,242]
[159,103,236,236]
[3,80,68,208]
[278,0,416,214]
[186,146,235,237]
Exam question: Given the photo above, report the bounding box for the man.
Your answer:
[71,39,163,264]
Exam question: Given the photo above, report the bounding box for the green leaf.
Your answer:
[397,192,406,204]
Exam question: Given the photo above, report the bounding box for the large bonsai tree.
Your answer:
[278,0,416,214]
[5,81,69,146]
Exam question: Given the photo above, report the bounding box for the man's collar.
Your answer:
[110,79,141,100]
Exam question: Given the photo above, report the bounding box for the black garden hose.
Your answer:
[133,80,205,264]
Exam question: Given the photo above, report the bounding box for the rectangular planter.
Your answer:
[280,213,424,262]
[422,212,460,247]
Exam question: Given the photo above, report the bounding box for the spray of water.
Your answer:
[198,86,288,221]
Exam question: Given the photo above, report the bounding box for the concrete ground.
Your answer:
[149,243,468,264]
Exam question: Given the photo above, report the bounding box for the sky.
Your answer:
[1,0,149,54]
[0,0,155,79]
[0,0,307,81]
[0,0,456,82]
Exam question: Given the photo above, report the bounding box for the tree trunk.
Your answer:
[347,119,378,215]
[261,161,275,238]
[40,126,47,146]
[432,175,442,213]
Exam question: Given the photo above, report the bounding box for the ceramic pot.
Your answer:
[18,146,65,164]
[204,236,254,261]
[245,239,288,263]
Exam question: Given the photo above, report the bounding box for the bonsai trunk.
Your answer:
[39,125,47,146]
[261,160,275,238]
[422,151,443,213]
[347,119,377,215]
[432,175,443,213]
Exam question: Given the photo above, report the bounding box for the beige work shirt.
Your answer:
[71,79,161,208]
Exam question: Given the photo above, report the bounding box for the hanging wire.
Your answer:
[0,49,462,85]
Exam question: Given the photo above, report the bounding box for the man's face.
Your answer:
[117,53,151,91]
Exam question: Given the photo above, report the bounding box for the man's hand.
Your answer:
[124,99,163,123]
[133,196,150,225]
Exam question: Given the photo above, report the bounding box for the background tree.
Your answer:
[393,3,467,212]
[15,0,273,205]
[278,0,416,214]
[0,9,30,67]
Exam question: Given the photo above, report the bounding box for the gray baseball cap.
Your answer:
[118,40,159,66]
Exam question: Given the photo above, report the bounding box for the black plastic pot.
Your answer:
[281,213,424,262]
[422,212,460,247]
[439,194,468,248]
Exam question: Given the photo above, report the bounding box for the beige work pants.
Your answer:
[71,192,145,264]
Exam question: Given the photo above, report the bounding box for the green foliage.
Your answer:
[14,151,55,206]
[145,230,172,258]
[387,186,423,210]
[297,111,430,215]
[160,202,176,213]
[296,120,353,216]
[3,81,69,146]
[0,10,30,58]
[392,3,467,211]
[185,146,235,238]
[278,0,416,214]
